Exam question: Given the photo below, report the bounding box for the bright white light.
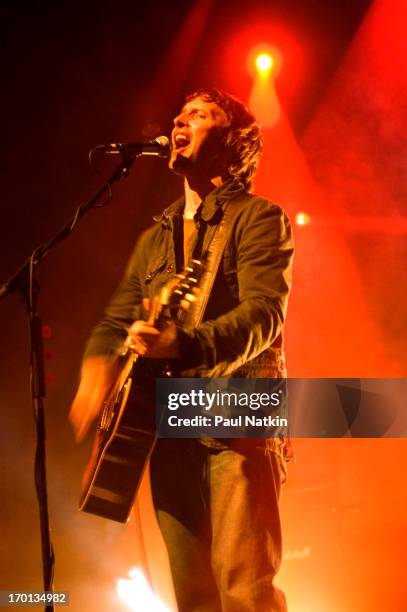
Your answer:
[117,567,170,612]
[295,212,311,226]
[256,53,273,72]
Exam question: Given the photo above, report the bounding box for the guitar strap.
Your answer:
[184,190,251,328]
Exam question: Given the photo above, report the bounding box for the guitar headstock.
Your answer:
[151,259,202,328]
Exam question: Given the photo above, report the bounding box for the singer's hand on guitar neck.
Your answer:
[69,356,120,442]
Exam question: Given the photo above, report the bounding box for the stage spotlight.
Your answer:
[256,53,273,73]
[248,45,282,127]
[247,44,282,78]
[295,212,311,226]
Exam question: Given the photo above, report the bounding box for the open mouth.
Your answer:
[173,133,191,151]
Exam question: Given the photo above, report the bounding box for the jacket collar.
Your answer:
[154,197,184,229]
[154,178,246,228]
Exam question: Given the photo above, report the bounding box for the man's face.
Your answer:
[169,97,230,180]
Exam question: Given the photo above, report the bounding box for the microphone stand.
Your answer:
[0,153,140,611]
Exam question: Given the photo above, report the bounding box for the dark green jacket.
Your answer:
[84,179,294,379]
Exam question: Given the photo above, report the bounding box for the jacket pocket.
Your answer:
[144,254,167,285]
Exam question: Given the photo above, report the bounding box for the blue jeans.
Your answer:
[150,438,287,612]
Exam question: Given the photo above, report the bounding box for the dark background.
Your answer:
[1,1,406,611]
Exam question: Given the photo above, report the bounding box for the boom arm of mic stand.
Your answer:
[0,154,136,304]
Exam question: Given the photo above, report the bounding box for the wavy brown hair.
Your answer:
[185,88,263,191]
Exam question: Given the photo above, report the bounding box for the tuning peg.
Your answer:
[184,292,197,303]
[180,298,192,311]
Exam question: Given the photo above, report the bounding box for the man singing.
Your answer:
[70,88,293,611]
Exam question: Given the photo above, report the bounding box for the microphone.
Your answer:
[94,135,171,158]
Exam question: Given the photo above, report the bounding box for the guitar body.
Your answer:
[79,357,159,522]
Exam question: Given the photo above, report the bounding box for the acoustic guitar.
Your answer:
[79,262,200,522]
